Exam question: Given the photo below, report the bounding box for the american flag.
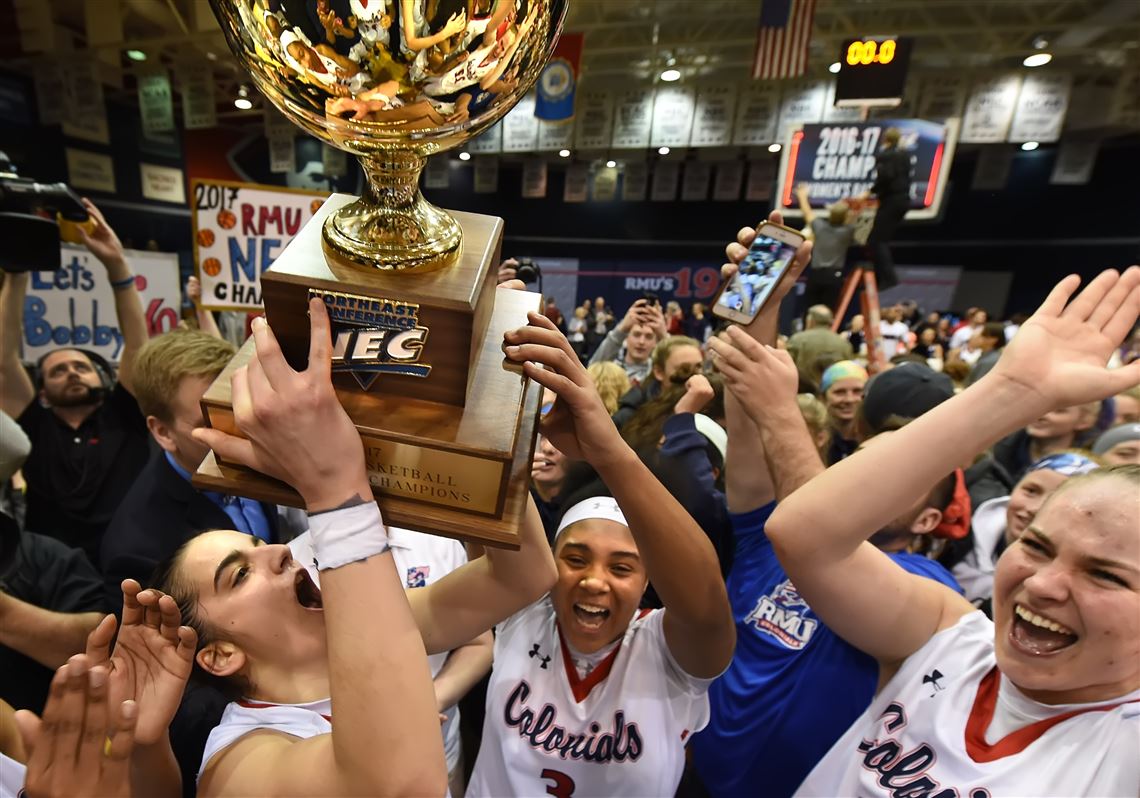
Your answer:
[752,0,817,80]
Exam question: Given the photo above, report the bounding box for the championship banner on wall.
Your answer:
[777,118,959,221]
[20,245,181,365]
[191,179,327,311]
[536,33,583,121]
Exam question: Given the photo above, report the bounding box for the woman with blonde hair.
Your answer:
[586,360,631,416]
[796,393,831,459]
[717,266,1140,796]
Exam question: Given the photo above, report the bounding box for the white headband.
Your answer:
[555,497,628,536]
[692,413,727,460]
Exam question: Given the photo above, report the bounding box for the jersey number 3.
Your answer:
[541,768,576,798]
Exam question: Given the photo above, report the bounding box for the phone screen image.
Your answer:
[713,233,799,321]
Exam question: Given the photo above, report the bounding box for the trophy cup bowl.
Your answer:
[196,1,568,547]
[210,0,567,272]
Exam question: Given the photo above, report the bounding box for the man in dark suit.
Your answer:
[98,329,290,609]
[865,127,913,291]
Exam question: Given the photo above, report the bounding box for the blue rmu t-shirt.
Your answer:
[689,503,961,798]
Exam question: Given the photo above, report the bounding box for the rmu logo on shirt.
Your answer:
[744,578,818,650]
[406,565,429,588]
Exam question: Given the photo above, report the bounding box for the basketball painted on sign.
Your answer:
[191,179,328,311]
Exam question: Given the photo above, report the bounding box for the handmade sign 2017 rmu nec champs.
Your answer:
[191,179,327,311]
[196,0,567,548]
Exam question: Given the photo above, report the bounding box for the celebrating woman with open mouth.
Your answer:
[157,299,556,798]
[466,312,736,798]
[749,267,1140,796]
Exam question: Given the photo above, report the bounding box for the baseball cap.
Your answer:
[861,362,954,434]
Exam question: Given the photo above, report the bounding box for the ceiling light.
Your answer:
[768,143,782,153]
[1023,52,1052,67]
[1032,36,1049,50]
[606,159,617,168]
[558,149,570,158]
[658,146,670,155]
[828,61,841,73]
[458,151,471,161]
[660,68,681,82]
[1021,141,1040,151]
[234,85,253,110]
[126,49,147,62]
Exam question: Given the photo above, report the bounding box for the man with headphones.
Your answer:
[0,199,150,566]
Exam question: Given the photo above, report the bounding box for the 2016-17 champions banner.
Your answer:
[191,179,327,311]
[778,118,959,220]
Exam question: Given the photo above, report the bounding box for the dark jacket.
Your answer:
[990,429,1033,487]
[100,450,280,611]
[640,414,732,609]
[612,378,662,430]
[871,148,912,200]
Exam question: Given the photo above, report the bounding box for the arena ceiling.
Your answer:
[1,0,1137,122]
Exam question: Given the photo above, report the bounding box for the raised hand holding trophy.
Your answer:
[194,0,567,548]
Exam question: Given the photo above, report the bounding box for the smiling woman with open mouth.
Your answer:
[752,268,1140,797]
[468,311,736,798]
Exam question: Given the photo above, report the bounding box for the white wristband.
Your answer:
[307,502,390,571]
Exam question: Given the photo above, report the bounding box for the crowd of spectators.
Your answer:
[1,202,1138,798]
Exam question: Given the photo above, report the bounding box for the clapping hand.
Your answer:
[504,313,626,467]
[14,656,137,798]
[85,581,196,746]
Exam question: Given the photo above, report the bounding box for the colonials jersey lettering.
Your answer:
[858,702,991,798]
[467,598,713,798]
[744,578,818,649]
[504,681,643,763]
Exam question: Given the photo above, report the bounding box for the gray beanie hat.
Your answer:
[1092,423,1140,455]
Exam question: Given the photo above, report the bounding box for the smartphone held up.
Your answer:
[711,222,805,325]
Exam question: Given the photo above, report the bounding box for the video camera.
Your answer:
[0,151,88,272]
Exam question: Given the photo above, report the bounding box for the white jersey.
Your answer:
[199,696,333,780]
[288,527,469,771]
[1,752,25,798]
[467,597,713,798]
[797,611,1140,798]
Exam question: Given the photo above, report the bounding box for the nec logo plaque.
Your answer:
[310,288,431,389]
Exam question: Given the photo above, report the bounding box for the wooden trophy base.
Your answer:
[194,197,543,549]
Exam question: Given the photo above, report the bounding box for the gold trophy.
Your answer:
[194,0,568,548]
